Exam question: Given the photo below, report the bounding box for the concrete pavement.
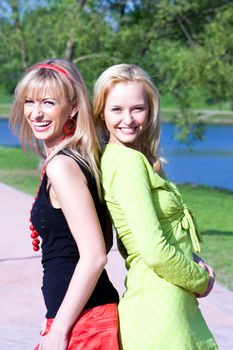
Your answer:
[0,182,233,349]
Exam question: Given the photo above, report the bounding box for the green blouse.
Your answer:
[101,144,209,294]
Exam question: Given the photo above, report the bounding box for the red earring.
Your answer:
[63,117,77,136]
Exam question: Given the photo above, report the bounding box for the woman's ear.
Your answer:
[70,103,79,118]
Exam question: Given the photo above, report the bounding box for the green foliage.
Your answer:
[198,3,233,104]
[0,0,232,140]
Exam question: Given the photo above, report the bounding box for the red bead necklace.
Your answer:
[29,163,46,251]
[29,137,67,252]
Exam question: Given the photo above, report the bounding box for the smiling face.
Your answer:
[104,81,149,150]
[23,90,77,149]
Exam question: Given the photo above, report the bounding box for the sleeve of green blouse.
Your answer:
[109,151,209,294]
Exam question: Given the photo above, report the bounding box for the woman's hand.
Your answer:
[193,253,216,298]
[39,329,68,350]
[197,263,215,298]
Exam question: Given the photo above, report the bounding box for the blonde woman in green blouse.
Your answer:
[93,63,218,350]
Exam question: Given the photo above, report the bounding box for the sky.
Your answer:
[0,0,50,20]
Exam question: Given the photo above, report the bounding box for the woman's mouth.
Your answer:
[119,126,137,134]
[32,121,52,132]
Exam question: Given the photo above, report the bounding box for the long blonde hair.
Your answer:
[93,63,161,163]
[10,58,101,194]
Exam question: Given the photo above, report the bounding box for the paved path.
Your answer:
[0,182,233,349]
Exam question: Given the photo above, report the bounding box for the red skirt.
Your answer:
[34,303,119,350]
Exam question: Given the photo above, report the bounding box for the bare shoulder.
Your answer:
[46,153,87,184]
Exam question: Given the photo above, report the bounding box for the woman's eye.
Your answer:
[24,99,33,104]
[133,107,143,112]
[44,100,55,105]
[111,107,121,112]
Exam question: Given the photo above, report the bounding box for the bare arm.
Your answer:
[40,155,107,350]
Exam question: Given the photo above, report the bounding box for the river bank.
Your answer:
[161,108,233,124]
[1,107,233,123]
[1,120,233,191]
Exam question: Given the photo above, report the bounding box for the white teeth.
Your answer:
[33,121,51,127]
[121,126,136,129]
[120,127,136,129]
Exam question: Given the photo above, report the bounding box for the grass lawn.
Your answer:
[0,147,233,290]
[179,184,233,290]
[0,147,40,194]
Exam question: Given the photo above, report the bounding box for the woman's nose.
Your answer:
[122,110,133,123]
[31,104,43,118]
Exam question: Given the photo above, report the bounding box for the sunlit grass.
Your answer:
[179,184,233,290]
[0,147,40,194]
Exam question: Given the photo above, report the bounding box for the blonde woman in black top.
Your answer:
[10,59,119,350]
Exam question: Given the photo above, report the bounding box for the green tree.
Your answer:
[0,0,116,92]
[0,0,232,141]
[105,0,233,141]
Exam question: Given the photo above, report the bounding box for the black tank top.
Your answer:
[31,152,119,318]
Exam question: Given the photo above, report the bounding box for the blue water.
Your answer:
[0,119,19,147]
[1,119,233,191]
[161,123,233,191]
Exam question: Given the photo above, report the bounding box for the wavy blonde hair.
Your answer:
[10,58,101,194]
[93,63,161,164]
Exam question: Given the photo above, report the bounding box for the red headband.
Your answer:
[30,63,73,81]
